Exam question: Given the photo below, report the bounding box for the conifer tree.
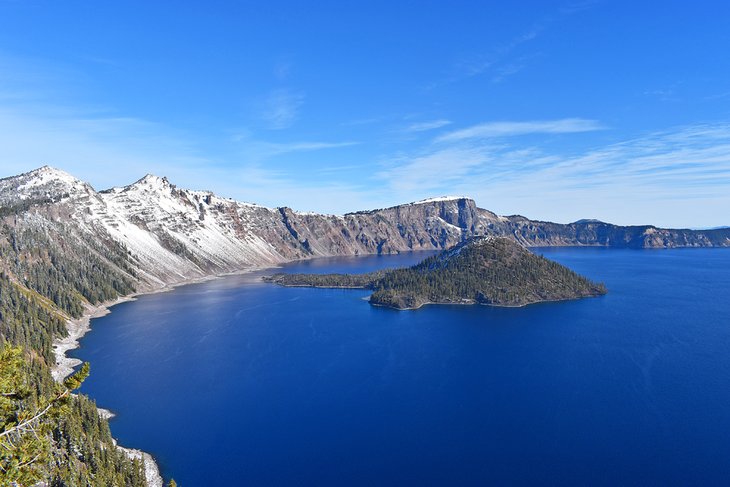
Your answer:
[0,348,90,485]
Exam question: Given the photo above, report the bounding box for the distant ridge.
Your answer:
[0,165,727,295]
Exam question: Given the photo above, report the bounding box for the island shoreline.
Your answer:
[266,283,604,310]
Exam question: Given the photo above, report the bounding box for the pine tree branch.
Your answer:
[17,451,43,468]
[0,389,69,439]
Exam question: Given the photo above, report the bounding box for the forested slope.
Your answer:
[0,210,148,485]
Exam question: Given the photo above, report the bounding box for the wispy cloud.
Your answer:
[273,61,292,82]
[436,118,605,142]
[404,119,452,133]
[373,121,730,227]
[260,89,304,130]
[244,140,360,159]
[454,25,543,80]
[0,107,213,190]
[704,91,730,101]
[228,129,359,160]
[644,89,674,97]
[559,0,603,15]
[269,141,358,152]
[0,49,725,227]
[490,63,526,83]
[431,3,597,89]
[377,146,494,193]
[0,53,364,202]
[490,53,543,83]
[0,100,364,208]
[642,80,683,102]
[341,115,391,127]
[206,163,383,214]
[0,52,215,188]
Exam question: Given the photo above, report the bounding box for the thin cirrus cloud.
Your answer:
[375,121,730,227]
[260,88,305,130]
[435,118,606,142]
[249,140,360,159]
[437,3,597,88]
[214,120,730,227]
[404,119,453,133]
[376,145,495,193]
[0,106,214,189]
[268,141,359,152]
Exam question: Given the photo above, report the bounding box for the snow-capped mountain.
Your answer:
[1,166,728,293]
[0,166,488,290]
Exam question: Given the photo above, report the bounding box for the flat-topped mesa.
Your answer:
[346,195,476,215]
[573,218,606,225]
[266,236,607,310]
[409,195,471,205]
[340,196,484,251]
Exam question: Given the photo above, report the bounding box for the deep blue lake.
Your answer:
[72,248,730,486]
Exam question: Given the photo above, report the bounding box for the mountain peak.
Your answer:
[0,165,92,204]
[139,173,170,184]
[23,165,79,182]
[126,173,174,192]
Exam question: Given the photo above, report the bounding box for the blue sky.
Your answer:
[1,1,729,227]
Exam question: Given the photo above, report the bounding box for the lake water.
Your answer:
[72,248,730,486]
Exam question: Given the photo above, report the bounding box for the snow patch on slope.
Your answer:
[81,174,289,286]
[410,196,470,205]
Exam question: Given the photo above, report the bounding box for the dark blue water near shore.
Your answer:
[72,248,730,486]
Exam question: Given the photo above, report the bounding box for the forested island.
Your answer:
[265,237,607,309]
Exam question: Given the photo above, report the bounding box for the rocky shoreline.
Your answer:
[116,445,164,487]
[52,297,135,382]
[52,295,164,487]
[51,270,247,382]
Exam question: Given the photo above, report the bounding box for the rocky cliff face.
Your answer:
[1,166,728,291]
